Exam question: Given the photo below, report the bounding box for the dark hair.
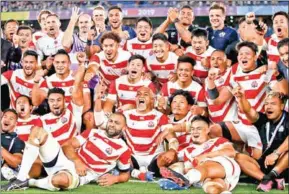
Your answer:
[100,31,121,44]
[178,55,196,68]
[17,25,33,35]
[15,95,33,106]
[169,90,195,106]
[181,5,192,11]
[238,17,246,25]
[37,10,52,23]
[4,19,19,29]
[152,33,168,43]
[47,88,65,98]
[191,28,208,40]
[108,5,122,13]
[128,54,146,65]
[3,109,18,119]
[191,115,210,126]
[277,38,289,50]
[23,50,38,61]
[136,17,153,29]
[209,2,226,14]
[236,41,258,54]
[272,11,289,22]
[54,49,70,61]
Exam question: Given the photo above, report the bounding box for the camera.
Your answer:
[253,19,263,32]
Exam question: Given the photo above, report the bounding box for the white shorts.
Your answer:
[231,121,262,150]
[39,133,79,189]
[132,152,159,168]
[203,156,241,191]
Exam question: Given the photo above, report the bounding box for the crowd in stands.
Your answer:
[1,1,288,194]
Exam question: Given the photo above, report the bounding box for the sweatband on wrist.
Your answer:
[207,87,219,99]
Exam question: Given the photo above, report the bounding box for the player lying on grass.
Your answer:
[159,116,240,194]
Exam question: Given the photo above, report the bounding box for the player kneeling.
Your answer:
[159,116,240,194]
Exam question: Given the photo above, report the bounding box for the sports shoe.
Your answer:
[1,179,29,191]
[274,178,285,190]
[160,167,190,187]
[1,166,17,181]
[138,171,154,181]
[158,178,188,190]
[256,180,273,192]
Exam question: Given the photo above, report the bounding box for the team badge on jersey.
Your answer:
[105,147,112,155]
[61,117,68,124]
[69,87,73,94]
[251,81,258,88]
[218,78,224,85]
[148,121,155,128]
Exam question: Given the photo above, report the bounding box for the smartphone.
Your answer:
[253,19,263,32]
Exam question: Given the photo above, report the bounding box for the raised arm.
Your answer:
[72,52,86,107]
[62,7,82,51]
[232,84,259,123]
[32,70,47,106]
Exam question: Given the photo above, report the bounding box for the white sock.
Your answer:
[17,143,39,181]
[185,169,202,185]
[29,177,59,191]
[131,169,141,179]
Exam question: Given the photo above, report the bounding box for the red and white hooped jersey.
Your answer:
[169,112,194,152]
[204,68,237,123]
[107,75,156,107]
[185,46,215,80]
[1,69,44,109]
[39,71,90,106]
[41,102,83,145]
[161,80,207,107]
[123,37,153,59]
[230,64,277,125]
[32,31,46,45]
[76,129,131,174]
[123,109,169,156]
[16,115,43,142]
[146,52,178,85]
[267,34,280,64]
[184,137,231,168]
[89,49,131,85]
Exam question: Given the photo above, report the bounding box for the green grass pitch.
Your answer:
[1,180,287,194]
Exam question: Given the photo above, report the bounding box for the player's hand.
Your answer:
[255,20,268,36]
[190,105,204,116]
[34,69,45,83]
[168,72,177,82]
[157,96,166,110]
[143,72,153,81]
[97,173,118,186]
[245,12,255,23]
[231,83,244,99]
[77,52,87,65]
[156,124,173,145]
[268,61,280,76]
[174,48,184,56]
[12,34,19,47]
[161,149,177,165]
[208,67,220,81]
[264,152,279,168]
[168,8,179,23]
[117,104,135,112]
[71,7,83,23]
[94,79,107,98]
[74,159,88,176]
[119,30,130,40]
[201,57,210,69]
[1,60,6,68]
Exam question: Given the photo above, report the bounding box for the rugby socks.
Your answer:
[17,143,39,181]
[29,177,59,191]
[185,169,202,185]
[131,169,146,180]
[262,170,279,184]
